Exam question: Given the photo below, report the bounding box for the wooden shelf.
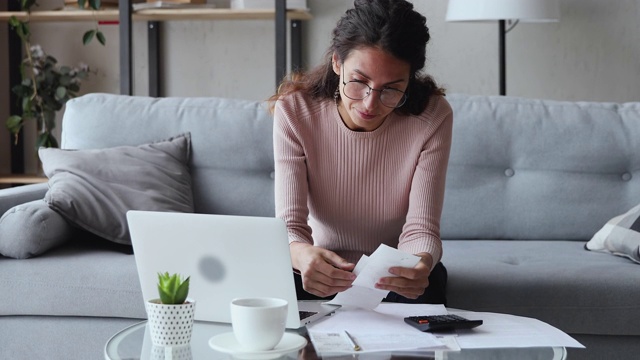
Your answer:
[0,174,47,185]
[0,8,312,22]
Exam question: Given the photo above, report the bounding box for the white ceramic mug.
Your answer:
[230,297,288,351]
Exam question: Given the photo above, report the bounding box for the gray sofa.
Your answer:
[1,93,639,359]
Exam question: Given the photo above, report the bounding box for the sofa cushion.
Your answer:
[0,237,145,318]
[442,94,640,241]
[586,203,640,264]
[0,200,72,259]
[60,94,276,217]
[39,133,194,245]
[442,240,640,336]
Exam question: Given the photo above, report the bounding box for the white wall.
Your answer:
[2,0,640,174]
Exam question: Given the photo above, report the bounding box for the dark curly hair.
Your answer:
[270,0,444,115]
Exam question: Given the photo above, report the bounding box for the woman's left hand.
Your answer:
[375,252,434,299]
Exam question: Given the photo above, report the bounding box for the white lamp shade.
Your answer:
[446,0,560,22]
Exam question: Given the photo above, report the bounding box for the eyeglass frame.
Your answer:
[340,65,408,108]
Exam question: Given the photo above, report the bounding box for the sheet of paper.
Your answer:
[449,310,585,349]
[327,244,421,309]
[308,303,449,354]
[308,303,584,354]
[327,254,388,309]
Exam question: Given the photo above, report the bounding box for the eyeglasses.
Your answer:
[341,66,407,108]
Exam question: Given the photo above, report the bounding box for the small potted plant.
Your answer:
[146,272,196,347]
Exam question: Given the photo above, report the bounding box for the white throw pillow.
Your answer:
[586,203,640,264]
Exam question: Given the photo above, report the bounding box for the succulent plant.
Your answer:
[157,272,190,305]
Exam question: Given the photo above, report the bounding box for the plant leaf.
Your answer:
[55,86,67,101]
[158,285,173,304]
[21,22,30,39]
[96,30,106,46]
[36,132,58,149]
[167,274,179,296]
[175,277,190,304]
[23,0,38,10]
[8,17,30,41]
[6,115,23,135]
[91,0,101,10]
[21,97,32,114]
[50,136,59,148]
[156,272,189,304]
[78,0,87,9]
[60,75,71,86]
[83,30,96,45]
[8,16,21,29]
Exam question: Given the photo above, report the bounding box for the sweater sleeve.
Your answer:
[398,97,453,267]
[273,97,314,245]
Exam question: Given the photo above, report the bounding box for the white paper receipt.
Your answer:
[327,244,420,309]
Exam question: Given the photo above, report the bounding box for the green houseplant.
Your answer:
[6,0,104,150]
[157,272,191,305]
[6,43,90,149]
[146,272,196,347]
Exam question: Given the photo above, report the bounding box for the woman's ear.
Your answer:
[332,53,340,75]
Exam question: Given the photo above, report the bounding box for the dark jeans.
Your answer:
[293,262,448,306]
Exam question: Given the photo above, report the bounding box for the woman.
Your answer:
[270,0,452,304]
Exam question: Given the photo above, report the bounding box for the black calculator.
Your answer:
[404,314,483,332]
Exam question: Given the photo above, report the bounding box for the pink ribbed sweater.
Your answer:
[273,92,452,266]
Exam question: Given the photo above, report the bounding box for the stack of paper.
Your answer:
[307,303,584,355]
[327,244,421,310]
[308,304,451,354]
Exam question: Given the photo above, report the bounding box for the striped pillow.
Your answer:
[586,204,640,264]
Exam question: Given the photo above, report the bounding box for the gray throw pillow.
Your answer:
[38,133,194,245]
[0,200,72,259]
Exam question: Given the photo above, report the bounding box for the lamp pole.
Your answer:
[499,20,506,96]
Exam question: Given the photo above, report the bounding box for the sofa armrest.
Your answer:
[0,183,48,216]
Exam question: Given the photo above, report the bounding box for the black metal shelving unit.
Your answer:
[4,0,308,174]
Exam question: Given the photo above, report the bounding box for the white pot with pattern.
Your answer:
[146,298,196,347]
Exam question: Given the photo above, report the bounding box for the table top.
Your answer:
[104,320,567,360]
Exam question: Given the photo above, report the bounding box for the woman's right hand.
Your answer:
[290,242,356,298]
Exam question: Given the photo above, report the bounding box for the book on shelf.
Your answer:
[231,0,308,10]
[134,1,217,11]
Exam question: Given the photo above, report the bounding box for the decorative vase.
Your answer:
[146,298,196,347]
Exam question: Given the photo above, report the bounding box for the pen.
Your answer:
[344,330,361,351]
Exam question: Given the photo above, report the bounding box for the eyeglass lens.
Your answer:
[343,82,406,108]
[341,65,406,108]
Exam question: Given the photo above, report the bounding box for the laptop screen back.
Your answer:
[127,211,302,328]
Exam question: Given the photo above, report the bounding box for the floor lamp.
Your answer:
[446,0,560,96]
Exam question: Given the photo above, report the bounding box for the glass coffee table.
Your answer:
[104,321,567,360]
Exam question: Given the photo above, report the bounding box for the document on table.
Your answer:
[308,303,451,354]
[307,303,585,355]
[449,309,585,349]
[327,244,421,309]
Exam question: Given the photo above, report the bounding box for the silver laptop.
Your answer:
[127,210,339,328]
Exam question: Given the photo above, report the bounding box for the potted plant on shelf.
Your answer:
[7,0,100,151]
[6,43,90,149]
[146,272,196,347]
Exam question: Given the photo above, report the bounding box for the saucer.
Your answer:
[208,332,307,359]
